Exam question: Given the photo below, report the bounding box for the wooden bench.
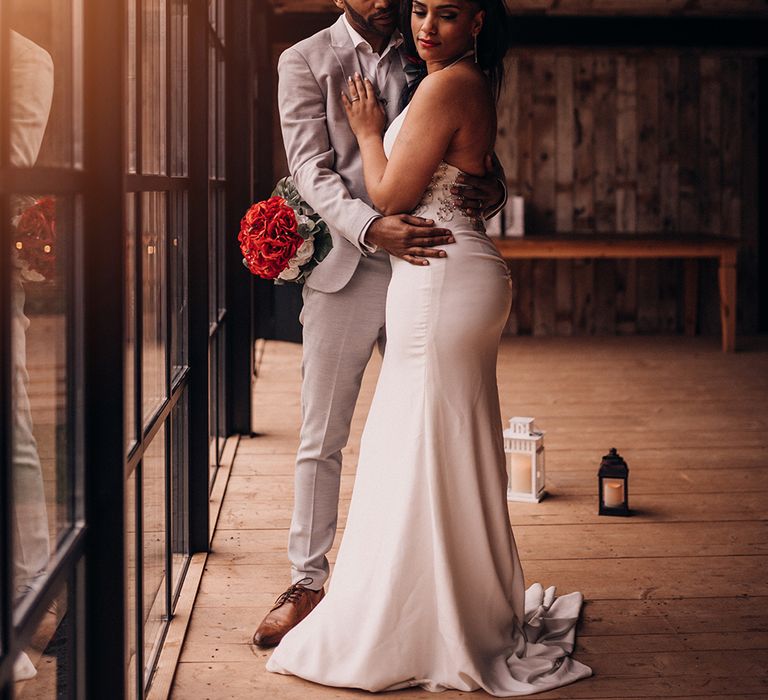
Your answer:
[493,234,739,352]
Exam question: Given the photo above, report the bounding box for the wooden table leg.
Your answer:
[718,254,737,352]
[683,259,698,337]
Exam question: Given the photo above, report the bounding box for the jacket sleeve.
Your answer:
[277,47,379,252]
[9,32,54,168]
[484,152,508,221]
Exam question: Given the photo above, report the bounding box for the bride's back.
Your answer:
[413,61,496,177]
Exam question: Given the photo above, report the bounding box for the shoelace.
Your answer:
[271,576,315,610]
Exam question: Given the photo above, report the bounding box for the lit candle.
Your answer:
[508,453,531,494]
[603,479,624,508]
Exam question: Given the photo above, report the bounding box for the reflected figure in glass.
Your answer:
[8,26,54,682]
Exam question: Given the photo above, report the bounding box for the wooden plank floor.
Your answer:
[171,335,768,699]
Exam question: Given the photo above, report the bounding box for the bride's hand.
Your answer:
[341,73,386,139]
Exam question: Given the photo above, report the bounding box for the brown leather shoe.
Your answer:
[252,577,325,648]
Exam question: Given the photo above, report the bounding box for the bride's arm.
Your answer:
[343,73,457,217]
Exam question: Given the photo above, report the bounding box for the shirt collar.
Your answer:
[342,14,403,58]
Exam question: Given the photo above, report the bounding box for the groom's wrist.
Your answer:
[359,216,381,254]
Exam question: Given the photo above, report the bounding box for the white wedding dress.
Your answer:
[266,104,593,696]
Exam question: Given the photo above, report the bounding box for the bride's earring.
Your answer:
[473,32,479,63]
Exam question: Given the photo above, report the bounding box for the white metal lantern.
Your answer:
[503,417,546,502]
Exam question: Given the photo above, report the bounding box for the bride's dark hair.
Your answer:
[399,0,510,108]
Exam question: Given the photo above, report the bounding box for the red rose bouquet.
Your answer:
[238,177,332,284]
[12,195,57,282]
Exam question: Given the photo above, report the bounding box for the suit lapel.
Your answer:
[383,47,407,123]
[329,16,363,86]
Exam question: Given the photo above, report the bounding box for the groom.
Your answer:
[253,0,506,647]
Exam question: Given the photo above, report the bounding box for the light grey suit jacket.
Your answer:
[277,16,410,294]
[10,30,54,169]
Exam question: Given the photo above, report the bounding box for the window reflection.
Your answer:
[207,0,227,482]
[170,395,189,596]
[208,342,218,485]
[126,193,137,451]
[170,0,189,177]
[141,0,167,175]
[142,429,167,681]
[141,192,168,426]
[11,581,70,692]
[127,0,138,173]
[9,7,78,625]
[10,193,77,625]
[6,1,83,691]
[126,469,138,699]
[9,0,84,169]
[7,29,53,169]
[170,191,188,383]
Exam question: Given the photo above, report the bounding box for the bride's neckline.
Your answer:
[436,49,475,73]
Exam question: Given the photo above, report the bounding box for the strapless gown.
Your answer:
[266,106,593,696]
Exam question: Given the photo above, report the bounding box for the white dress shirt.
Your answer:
[342,15,403,95]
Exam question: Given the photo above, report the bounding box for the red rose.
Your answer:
[238,196,303,279]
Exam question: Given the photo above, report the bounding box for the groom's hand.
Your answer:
[451,154,505,218]
[366,215,455,266]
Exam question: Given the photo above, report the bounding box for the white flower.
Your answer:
[277,236,314,282]
[293,236,315,266]
[278,261,302,281]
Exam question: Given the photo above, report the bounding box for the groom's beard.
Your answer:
[345,5,396,40]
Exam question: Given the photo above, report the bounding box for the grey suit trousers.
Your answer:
[11,276,51,599]
[288,251,391,589]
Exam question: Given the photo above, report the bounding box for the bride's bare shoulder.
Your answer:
[413,64,489,111]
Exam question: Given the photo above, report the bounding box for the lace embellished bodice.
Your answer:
[382,105,485,233]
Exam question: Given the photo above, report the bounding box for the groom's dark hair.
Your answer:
[399,0,510,108]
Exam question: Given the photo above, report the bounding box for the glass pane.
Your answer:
[217,331,226,459]
[217,0,225,44]
[208,190,217,324]
[127,0,138,173]
[170,0,189,177]
[141,0,167,175]
[170,393,189,599]
[208,340,218,486]
[217,55,225,179]
[208,43,216,179]
[217,188,226,315]
[142,192,168,426]
[11,193,73,617]
[170,191,188,383]
[126,467,138,700]
[10,580,70,692]
[126,193,137,451]
[72,0,84,168]
[8,0,81,169]
[142,428,167,681]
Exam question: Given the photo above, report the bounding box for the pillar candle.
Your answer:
[603,479,624,508]
[508,453,531,494]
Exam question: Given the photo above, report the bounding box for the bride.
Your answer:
[266,0,593,695]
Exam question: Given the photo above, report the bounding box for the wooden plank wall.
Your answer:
[497,50,761,337]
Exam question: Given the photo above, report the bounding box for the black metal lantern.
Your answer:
[598,447,630,516]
